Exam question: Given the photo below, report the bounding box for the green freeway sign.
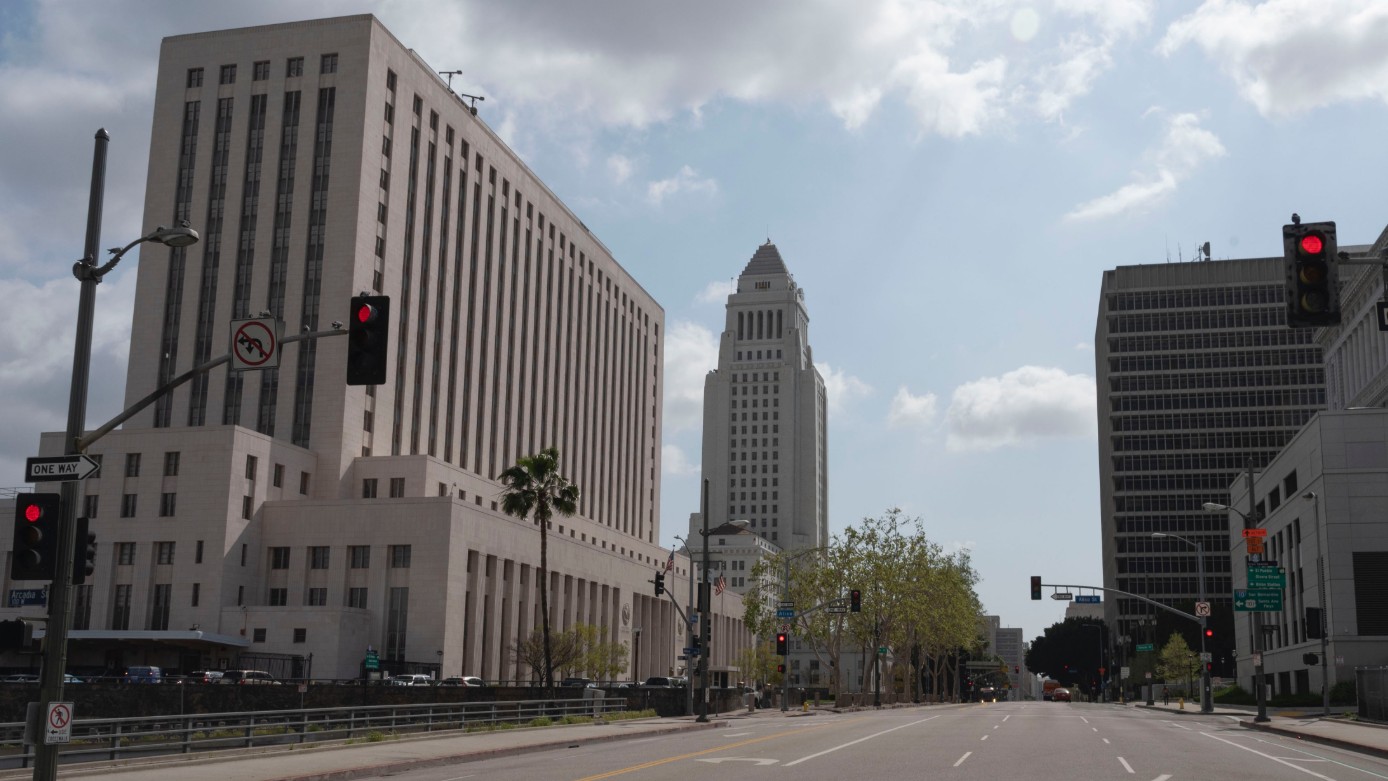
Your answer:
[1247,566,1286,588]
[1234,588,1283,612]
[1136,643,1154,653]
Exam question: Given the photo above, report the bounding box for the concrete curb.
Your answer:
[1240,720,1388,762]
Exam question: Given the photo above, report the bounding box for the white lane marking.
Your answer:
[1250,736,1388,779]
[1152,775,1172,781]
[723,732,753,737]
[981,734,989,741]
[1093,727,1100,732]
[954,752,972,767]
[783,715,940,768]
[1200,731,1338,780]
[1162,720,1192,731]
[1081,716,1090,724]
[440,776,476,781]
[1103,738,1111,744]
[1003,715,1011,722]
[1119,757,1135,774]
[993,725,999,730]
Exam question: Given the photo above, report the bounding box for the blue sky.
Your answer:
[2,0,1387,645]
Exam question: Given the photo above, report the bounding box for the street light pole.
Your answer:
[1303,491,1331,717]
[34,131,199,781]
[696,479,710,723]
[674,534,695,717]
[1152,531,1211,713]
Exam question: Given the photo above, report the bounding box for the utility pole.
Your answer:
[1249,461,1269,723]
[696,479,710,723]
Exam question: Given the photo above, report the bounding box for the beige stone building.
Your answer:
[1,15,749,682]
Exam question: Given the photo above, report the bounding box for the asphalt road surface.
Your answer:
[351,702,1388,781]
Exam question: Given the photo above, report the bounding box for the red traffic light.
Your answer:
[23,504,43,523]
[1205,628,1214,638]
[356,302,378,324]
[1300,234,1324,255]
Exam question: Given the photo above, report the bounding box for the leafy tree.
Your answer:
[1025,618,1107,691]
[573,623,629,682]
[512,627,582,681]
[498,447,580,691]
[1157,633,1200,694]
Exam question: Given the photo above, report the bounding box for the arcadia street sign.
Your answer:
[25,455,101,483]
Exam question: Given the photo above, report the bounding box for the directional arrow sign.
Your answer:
[1051,592,1074,601]
[25,455,101,483]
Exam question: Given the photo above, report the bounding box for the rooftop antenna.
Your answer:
[439,71,485,115]
[1201,241,1211,261]
[439,70,463,89]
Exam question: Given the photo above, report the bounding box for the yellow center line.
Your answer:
[571,720,851,780]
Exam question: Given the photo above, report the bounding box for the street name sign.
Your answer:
[7,588,46,608]
[1234,588,1283,612]
[1242,528,1268,538]
[776,608,795,619]
[1075,595,1101,604]
[1051,592,1074,601]
[826,606,847,614]
[25,455,100,483]
[1137,643,1154,652]
[778,601,794,608]
[1247,566,1286,589]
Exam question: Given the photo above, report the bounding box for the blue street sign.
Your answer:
[776,608,795,619]
[7,588,47,608]
[683,647,701,656]
[1075,595,1101,604]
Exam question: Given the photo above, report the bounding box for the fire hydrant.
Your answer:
[1179,697,1185,710]
[802,700,809,712]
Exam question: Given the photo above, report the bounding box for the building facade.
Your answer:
[2,15,751,682]
[696,242,828,552]
[1095,256,1327,674]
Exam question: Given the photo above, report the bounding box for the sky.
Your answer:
[3,0,1388,646]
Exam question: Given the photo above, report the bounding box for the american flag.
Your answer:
[664,549,675,574]
[715,576,727,596]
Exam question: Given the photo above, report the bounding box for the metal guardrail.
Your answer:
[0,696,627,770]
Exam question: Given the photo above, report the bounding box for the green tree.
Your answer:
[574,623,629,682]
[499,447,580,691]
[1157,633,1200,695]
[512,627,582,681]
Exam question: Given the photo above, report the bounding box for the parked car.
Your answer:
[389,674,434,686]
[641,676,685,688]
[2,674,39,684]
[439,676,486,687]
[122,666,163,684]
[186,670,224,684]
[561,677,595,688]
[218,669,277,685]
[1052,687,1072,702]
[63,674,83,684]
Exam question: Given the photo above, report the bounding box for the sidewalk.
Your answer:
[14,717,725,781]
[1135,701,1388,760]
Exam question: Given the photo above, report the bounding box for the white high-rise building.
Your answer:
[695,242,828,552]
[3,14,753,683]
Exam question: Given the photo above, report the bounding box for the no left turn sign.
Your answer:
[230,318,279,371]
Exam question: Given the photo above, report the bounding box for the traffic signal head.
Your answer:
[346,295,391,385]
[1204,628,1213,639]
[849,589,862,613]
[11,493,60,581]
[1303,652,1319,666]
[776,632,788,656]
[1030,576,1042,601]
[653,571,665,596]
[72,517,97,585]
[777,663,786,673]
[1284,221,1340,328]
[1306,607,1324,639]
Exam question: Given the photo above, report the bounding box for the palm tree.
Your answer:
[498,447,580,691]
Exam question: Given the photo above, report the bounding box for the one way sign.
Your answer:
[25,455,101,483]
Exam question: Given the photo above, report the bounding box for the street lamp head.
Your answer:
[1302,491,1317,500]
[1201,502,1229,512]
[729,519,751,529]
[148,222,200,247]
[1151,532,1168,538]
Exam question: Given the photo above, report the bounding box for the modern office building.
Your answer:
[1,14,751,682]
[1095,254,1327,674]
[695,242,829,553]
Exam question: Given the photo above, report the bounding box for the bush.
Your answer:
[528,717,553,728]
[1331,681,1357,706]
[1213,685,1255,705]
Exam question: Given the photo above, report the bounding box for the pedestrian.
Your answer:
[1162,687,1169,705]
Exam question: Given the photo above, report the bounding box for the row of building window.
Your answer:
[1109,348,1322,372]
[1109,329,1314,353]
[736,350,783,361]
[1113,514,1233,533]
[1114,473,1269,492]
[361,478,406,499]
[1110,307,1289,333]
[186,54,336,88]
[1112,409,1316,432]
[1109,286,1281,312]
[269,545,411,570]
[737,310,784,341]
[114,452,305,489]
[1113,430,1302,453]
[1114,452,1286,473]
[1111,389,1324,412]
[1110,368,1324,393]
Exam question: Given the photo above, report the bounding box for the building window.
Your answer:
[349,546,370,568]
[83,494,98,519]
[362,478,378,498]
[300,471,310,494]
[286,57,303,78]
[149,584,172,630]
[273,463,284,487]
[241,544,247,566]
[268,588,288,606]
[389,477,405,498]
[120,494,137,518]
[117,542,135,566]
[320,53,338,74]
[246,455,258,480]
[294,627,307,643]
[253,60,270,81]
[270,547,290,569]
[306,588,327,606]
[347,587,368,609]
[386,587,409,659]
[386,69,396,92]
[187,68,204,88]
[73,585,92,630]
[156,542,175,565]
[309,546,330,569]
[125,453,141,477]
[112,585,132,630]
[195,540,204,564]
[159,492,176,517]
[389,545,411,568]
[242,495,253,519]
[237,585,244,606]
[164,451,180,476]
[253,627,266,642]
[191,582,200,607]
[218,64,236,84]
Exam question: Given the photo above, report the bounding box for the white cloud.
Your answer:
[815,362,872,415]
[887,387,939,429]
[662,320,719,433]
[607,154,635,184]
[1064,112,1224,221]
[696,279,736,305]
[1074,342,1092,351]
[1031,1,1152,122]
[1159,0,1388,118]
[647,165,718,205]
[944,366,1096,452]
[662,444,699,475]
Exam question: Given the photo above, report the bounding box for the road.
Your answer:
[346,702,1388,781]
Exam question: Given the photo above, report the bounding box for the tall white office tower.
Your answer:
[697,242,828,552]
